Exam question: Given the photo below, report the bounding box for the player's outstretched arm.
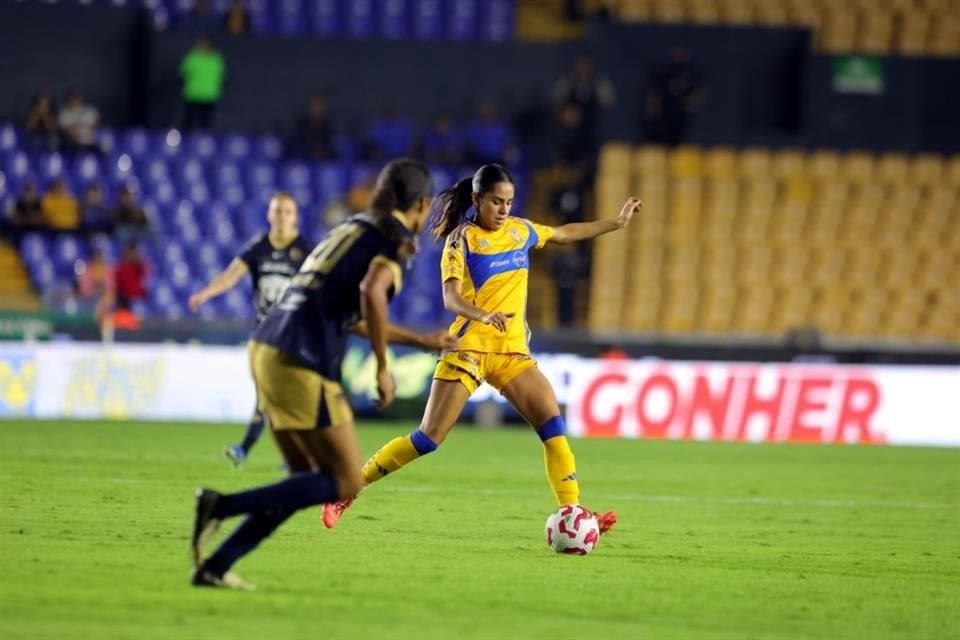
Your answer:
[360,260,399,409]
[549,197,644,245]
[441,278,513,332]
[350,321,458,352]
[188,258,249,311]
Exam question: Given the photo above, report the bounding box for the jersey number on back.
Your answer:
[290,223,365,290]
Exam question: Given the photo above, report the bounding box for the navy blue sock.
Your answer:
[213,471,340,519]
[239,411,266,454]
[204,509,293,576]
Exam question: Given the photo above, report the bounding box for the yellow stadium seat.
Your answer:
[772,149,806,179]
[617,0,652,22]
[634,146,668,176]
[669,146,704,178]
[738,148,772,179]
[704,147,738,178]
[652,0,686,22]
[755,4,789,26]
[599,144,633,174]
[821,10,858,53]
[719,0,753,24]
[897,12,930,56]
[841,152,875,183]
[786,0,821,27]
[688,0,721,23]
[877,153,909,184]
[857,10,894,55]
[910,154,944,186]
[944,155,960,185]
[809,150,841,181]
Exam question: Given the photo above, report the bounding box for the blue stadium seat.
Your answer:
[344,0,374,38]
[73,153,103,185]
[430,166,454,192]
[246,160,277,191]
[246,0,275,34]
[0,124,19,156]
[221,184,246,207]
[187,182,212,206]
[144,157,171,184]
[107,153,138,187]
[52,234,86,273]
[314,162,347,201]
[448,0,477,40]
[95,128,117,156]
[121,129,152,158]
[157,129,183,159]
[276,0,308,36]
[184,132,218,161]
[223,134,253,162]
[380,0,409,39]
[412,0,443,40]
[148,180,177,207]
[215,160,242,187]
[4,151,30,189]
[151,4,171,31]
[20,233,49,266]
[309,0,341,36]
[176,157,207,189]
[37,153,67,184]
[483,0,514,42]
[256,135,285,162]
[282,161,312,190]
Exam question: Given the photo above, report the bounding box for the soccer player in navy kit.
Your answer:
[189,159,457,589]
[189,192,312,467]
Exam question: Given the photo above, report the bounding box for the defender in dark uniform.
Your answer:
[189,159,457,590]
[189,192,312,467]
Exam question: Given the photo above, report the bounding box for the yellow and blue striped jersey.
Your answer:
[441,217,554,354]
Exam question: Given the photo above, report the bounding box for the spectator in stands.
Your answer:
[552,55,615,154]
[224,0,251,35]
[12,181,47,232]
[367,102,413,159]
[550,243,588,328]
[295,96,336,161]
[645,47,705,146]
[113,242,147,310]
[24,92,59,152]
[179,36,226,131]
[422,113,463,165]
[552,103,593,168]
[41,179,80,231]
[111,186,149,245]
[81,183,112,235]
[465,100,510,165]
[58,91,101,155]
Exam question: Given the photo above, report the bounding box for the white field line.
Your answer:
[378,485,954,511]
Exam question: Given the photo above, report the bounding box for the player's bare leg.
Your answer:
[323,379,471,528]
[501,366,617,534]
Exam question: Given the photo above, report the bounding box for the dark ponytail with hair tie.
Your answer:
[431,163,514,239]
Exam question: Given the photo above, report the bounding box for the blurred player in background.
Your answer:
[190,159,457,589]
[188,192,311,467]
[323,163,643,532]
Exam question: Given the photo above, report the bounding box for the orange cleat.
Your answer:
[591,510,618,534]
[321,497,354,529]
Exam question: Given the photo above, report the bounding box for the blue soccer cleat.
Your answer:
[223,444,247,469]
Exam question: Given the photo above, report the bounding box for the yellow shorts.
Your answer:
[433,350,537,394]
[248,341,353,430]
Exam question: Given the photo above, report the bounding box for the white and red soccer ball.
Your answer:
[545,504,600,555]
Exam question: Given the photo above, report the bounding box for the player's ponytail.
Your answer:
[432,164,514,239]
[369,158,433,244]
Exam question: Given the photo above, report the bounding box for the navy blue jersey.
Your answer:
[239,233,312,326]
[252,212,415,380]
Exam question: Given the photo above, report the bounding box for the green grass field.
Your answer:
[1,420,958,640]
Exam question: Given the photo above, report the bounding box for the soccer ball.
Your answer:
[544,505,600,555]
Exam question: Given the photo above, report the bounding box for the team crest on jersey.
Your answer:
[511,251,527,268]
[509,228,523,244]
[289,247,303,262]
[477,239,490,250]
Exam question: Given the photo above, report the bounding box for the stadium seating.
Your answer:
[62,0,516,42]
[591,0,960,56]
[0,121,491,326]
[590,143,960,342]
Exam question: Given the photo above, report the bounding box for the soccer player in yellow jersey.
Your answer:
[323,164,643,532]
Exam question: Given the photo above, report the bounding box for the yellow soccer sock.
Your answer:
[361,430,438,486]
[537,417,580,506]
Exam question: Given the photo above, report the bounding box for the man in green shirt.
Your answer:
[180,36,225,131]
